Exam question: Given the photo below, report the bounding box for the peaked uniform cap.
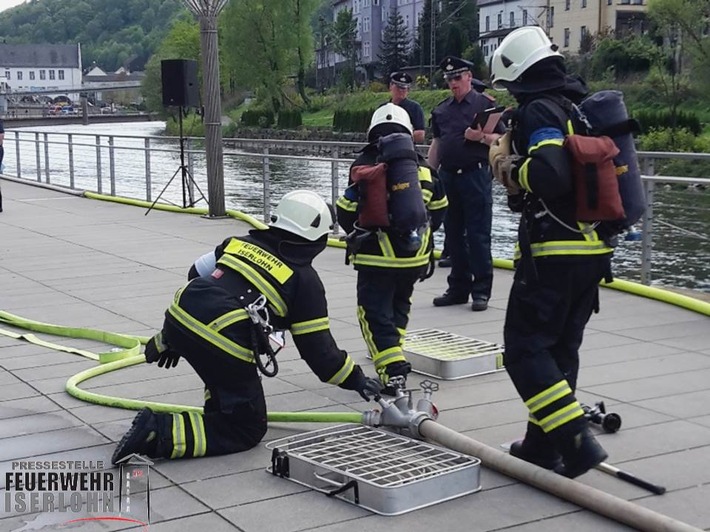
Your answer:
[439,56,474,78]
[389,71,413,88]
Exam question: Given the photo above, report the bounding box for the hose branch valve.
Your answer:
[361,380,440,439]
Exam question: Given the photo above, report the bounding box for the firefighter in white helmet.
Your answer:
[490,26,613,478]
[336,103,448,395]
[113,190,382,464]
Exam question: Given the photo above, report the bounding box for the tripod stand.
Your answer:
[146,107,207,215]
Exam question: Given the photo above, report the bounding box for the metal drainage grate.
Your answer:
[403,328,505,380]
[266,424,481,515]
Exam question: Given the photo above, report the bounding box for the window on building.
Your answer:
[17,71,23,80]
[58,70,65,80]
[4,70,9,80]
[509,11,515,27]
[631,0,643,4]
[564,28,570,47]
[363,16,369,33]
[581,25,587,41]
[565,0,570,10]
[406,14,409,26]
[549,6,555,28]
[373,0,379,4]
[483,45,489,56]
[485,15,490,31]
[620,0,630,4]
[364,41,370,59]
[39,69,46,80]
[582,0,587,7]
[49,69,56,80]
[523,9,528,24]
[29,71,35,80]
[497,12,502,28]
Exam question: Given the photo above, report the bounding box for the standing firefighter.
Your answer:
[112,190,382,464]
[336,104,448,394]
[489,26,613,477]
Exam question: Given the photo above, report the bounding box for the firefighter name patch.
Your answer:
[223,240,294,283]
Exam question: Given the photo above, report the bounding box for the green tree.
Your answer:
[331,8,358,90]
[378,9,411,81]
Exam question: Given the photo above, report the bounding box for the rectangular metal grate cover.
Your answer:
[403,328,505,380]
[266,424,481,515]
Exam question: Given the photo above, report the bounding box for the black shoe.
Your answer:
[433,291,468,307]
[112,408,160,465]
[555,426,609,478]
[509,439,563,470]
[470,296,489,311]
[438,258,451,268]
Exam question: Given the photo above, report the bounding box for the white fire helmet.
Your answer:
[269,190,334,241]
[367,103,413,140]
[490,26,563,90]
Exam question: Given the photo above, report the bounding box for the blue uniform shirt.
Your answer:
[431,90,500,170]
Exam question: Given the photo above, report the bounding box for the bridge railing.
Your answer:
[2,130,709,291]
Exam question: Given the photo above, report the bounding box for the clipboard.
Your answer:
[472,106,505,133]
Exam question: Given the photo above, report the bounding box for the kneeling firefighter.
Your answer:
[112,190,382,464]
[489,26,613,478]
[336,104,448,394]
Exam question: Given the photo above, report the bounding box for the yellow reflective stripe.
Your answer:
[357,305,378,359]
[525,380,571,414]
[173,286,186,304]
[217,254,288,317]
[291,317,330,336]
[529,240,612,256]
[578,222,595,241]
[378,231,396,258]
[566,119,574,136]
[418,166,433,183]
[539,402,585,433]
[168,302,255,364]
[416,227,432,257]
[528,138,564,153]
[336,196,358,212]
[528,414,541,425]
[428,196,448,210]
[171,413,186,459]
[353,254,432,268]
[327,355,355,385]
[208,309,249,331]
[421,188,433,203]
[223,239,294,284]
[188,411,207,457]
[397,327,407,345]
[372,346,406,368]
[204,387,211,402]
[518,158,531,191]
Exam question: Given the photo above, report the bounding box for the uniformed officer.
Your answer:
[489,26,612,477]
[336,104,448,394]
[112,190,382,464]
[387,71,426,144]
[428,56,504,311]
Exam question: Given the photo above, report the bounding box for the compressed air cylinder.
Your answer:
[579,90,646,228]
[377,133,428,240]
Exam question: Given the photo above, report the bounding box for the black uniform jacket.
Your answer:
[166,228,364,389]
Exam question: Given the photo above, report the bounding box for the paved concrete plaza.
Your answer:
[1,178,709,531]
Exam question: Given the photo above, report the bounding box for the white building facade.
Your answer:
[0,44,83,100]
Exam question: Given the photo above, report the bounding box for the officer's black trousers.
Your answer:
[153,317,268,459]
[503,256,610,437]
[356,268,421,369]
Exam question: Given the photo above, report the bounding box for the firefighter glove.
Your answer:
[357,377,384,402]
[144,332,180,369]
[378,361,412,386]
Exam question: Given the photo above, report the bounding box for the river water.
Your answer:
[6,121,710,292]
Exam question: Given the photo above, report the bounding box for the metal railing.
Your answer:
[2,130,709,289]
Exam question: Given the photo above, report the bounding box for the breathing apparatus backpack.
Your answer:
[349,132,428,250]
[563,90,646,235]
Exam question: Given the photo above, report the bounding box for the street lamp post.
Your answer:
[183,0,228,218]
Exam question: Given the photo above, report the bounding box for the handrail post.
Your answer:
[108,136,116,196]
[145,138,152,202]
[43,133,50,184]
[95,135,102,194]
[14,131,21,179]
[262,147,271,223]
[331,147,340,235]
[640,158,655,286]
[68,133,75,189]
[34,132,41,182]
[186,137,195,206]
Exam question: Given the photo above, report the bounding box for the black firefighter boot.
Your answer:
[509,422,562,470]
[112,408,166,465]
[553,423,609,478]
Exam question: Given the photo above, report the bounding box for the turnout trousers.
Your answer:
[503,256,610,438]
[356,268,421,373]
[152,315,268,459]
[439,167,493,299]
